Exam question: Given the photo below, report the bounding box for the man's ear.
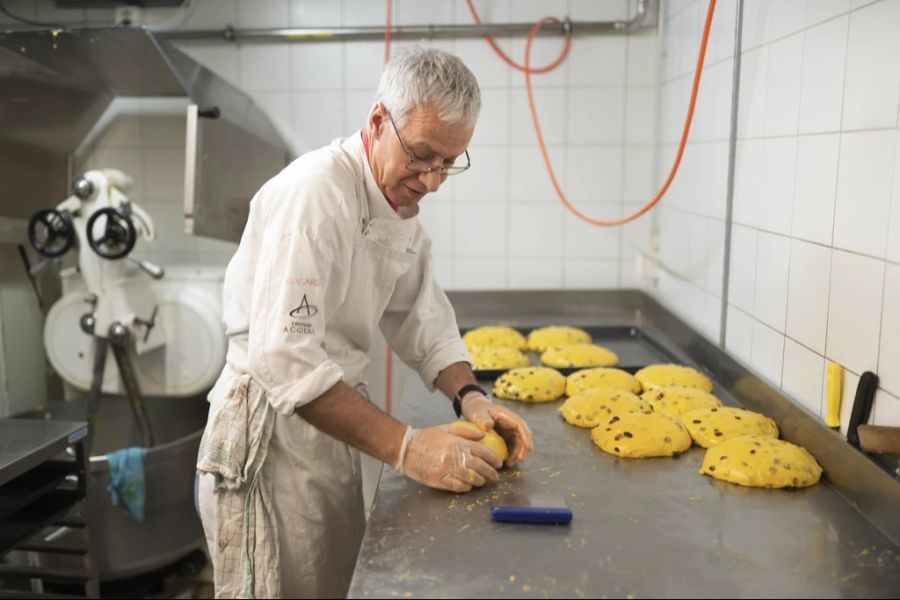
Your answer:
[368,103,387,137]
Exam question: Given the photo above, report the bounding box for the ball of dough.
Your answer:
[525,325,592,353]
[634,364,713,392]
[450,420,509,464]
[470,346,530,370]
[591,412,692,458]
[566,367,642,396]
[493,367,566,403]
[681,406,779,448]
[641,386,722,417]
[541,343,619,368]
[463,326,526,351]
[559,388,647,428]
[699,435,822,488]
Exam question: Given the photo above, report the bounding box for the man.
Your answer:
[197,46,534,599]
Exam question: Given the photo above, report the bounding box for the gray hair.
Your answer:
[374,46,481,129]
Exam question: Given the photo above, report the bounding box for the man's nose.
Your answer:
[419,169,442,193]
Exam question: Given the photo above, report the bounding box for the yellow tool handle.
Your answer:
[825,362,843,428]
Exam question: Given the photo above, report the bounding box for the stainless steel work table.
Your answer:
[348,291,900,599]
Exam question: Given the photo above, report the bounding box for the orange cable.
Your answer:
[464,0,570,73]
[523,1,717,226]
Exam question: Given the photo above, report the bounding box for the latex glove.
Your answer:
[394,424,502,493]
[461,392,534,467]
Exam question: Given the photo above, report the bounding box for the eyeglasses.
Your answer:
[387,112,470,176]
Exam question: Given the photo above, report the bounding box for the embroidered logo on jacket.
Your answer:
[289,294,319,319]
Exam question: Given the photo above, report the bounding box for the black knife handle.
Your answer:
[847,371,879,448]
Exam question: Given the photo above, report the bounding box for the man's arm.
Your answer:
[296,380,502,492]
[433,361,534,466]
[295,381,406,465]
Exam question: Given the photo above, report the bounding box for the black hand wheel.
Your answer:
[86,207,136,260]
[27,208,76,258]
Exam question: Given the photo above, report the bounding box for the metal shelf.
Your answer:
[0,418,97,598]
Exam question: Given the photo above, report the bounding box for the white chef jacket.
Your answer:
[219,131,470,413]
[199,131,471,598]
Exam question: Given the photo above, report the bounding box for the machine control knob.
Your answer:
[108,321,130,344]
[27,208,76,258]
[72,176,94,199]
[79,312,96,335]
[86,207,136,260]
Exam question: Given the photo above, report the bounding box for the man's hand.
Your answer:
[461,393,534,467]
[394,424,502,493]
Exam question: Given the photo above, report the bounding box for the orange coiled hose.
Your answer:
[470,0,719,226]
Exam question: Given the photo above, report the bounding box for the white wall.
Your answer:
[0,0,652,291]
[652,0,900,431]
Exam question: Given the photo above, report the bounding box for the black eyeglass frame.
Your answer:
[387,112,471,176]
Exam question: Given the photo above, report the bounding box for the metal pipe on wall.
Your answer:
[159,0,655,43]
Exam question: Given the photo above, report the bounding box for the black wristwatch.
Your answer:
[453,383,488,418]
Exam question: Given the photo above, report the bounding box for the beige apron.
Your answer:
[199,173,418,598]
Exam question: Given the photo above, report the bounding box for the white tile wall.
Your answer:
[833,130,897,258]
[889,133,900,263]
[759,137,796,235]
[873,389,900,428]
[508,257,564,289]
[763,34,803,137]
[728,225,758,314]
[781,337,825,416]
[792,133,839,245]
[798,16,848,134]
[826,250,884,384]
[753,231,790,331]
[723,306,750,356]
[841,0,900,131]
[879,263,900,397]
[750,319,785,387]
[655,0,900,430]
[785,239,831,354]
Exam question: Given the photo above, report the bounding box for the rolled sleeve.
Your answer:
[380,245,470,391]
[417,337,473,393]
[248,229,349,415]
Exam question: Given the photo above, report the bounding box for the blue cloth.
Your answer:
[106,447,147,521]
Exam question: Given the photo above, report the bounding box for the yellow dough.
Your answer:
[566,367,641,396]
[566,367,642,396]
[450,420,509,464]
[634,364,713,392]
[470,346,530,370]
[525,326,592,353]
[463,326,526,351]
[641,386,723,417]
[699,435,822,488]
[590,412,692,458]
[559,388,647,428]
[682,406,779,448]
[541,343,619,368]
[493,367,566,403]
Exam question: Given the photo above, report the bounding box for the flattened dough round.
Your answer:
[641,386,722,417]
[463,326,526,351]
[682,406,779,448]
[699,435,822,488]
[541,343,619,368]
[566,367,642,396]
[450,420,509,463]
[559,388,646,428]
[493,367,566,403]
[525,326,592,353]
[591,412,692,458]
[634,364,713,392]
[470,346,530,370]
